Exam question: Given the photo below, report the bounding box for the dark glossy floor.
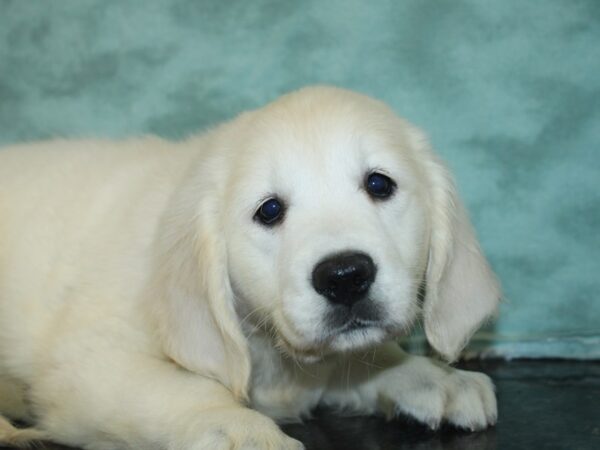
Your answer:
[2,360,599,450]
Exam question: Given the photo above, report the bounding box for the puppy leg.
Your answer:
[30,350,303,450]
[0,376,33,422]
[0,415,47,448]
[323,342,497,431]
[0,376,46,448]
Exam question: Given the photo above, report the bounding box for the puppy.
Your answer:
[0,86,500,449]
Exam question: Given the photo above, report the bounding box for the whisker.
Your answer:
[239,304,270,328]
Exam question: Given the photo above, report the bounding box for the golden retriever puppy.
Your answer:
[0,86,500,449]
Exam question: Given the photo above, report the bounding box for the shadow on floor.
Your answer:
[2,360,599,450]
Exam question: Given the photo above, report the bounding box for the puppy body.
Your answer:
[0,87,499,449]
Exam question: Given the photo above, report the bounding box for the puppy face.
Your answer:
[222,89,431,360]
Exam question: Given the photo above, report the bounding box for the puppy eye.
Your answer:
[365,172,396,199]
[254,197,284,226]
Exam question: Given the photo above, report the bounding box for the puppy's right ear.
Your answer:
[151,181,250,401]
[405,125,501,362]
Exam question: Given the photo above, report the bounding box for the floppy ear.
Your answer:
[410,130,501,362]
[152,180,250,401]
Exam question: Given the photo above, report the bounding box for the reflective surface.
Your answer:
[2,361,599,450]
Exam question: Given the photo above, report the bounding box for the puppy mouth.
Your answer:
[273,299,407,359]
[329,317,380,335]
[276,317,388,361]
[325,299,382,332]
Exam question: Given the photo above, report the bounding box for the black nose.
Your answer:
[312,252,376,307]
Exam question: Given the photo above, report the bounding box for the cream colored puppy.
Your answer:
[0,86,500,449]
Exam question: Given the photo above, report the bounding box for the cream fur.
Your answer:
[0,86,500,449]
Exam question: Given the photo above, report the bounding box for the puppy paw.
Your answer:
[377,361,497,431]
[443,369,497,431]
[181,407,304,450]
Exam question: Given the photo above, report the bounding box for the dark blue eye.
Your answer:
[365,172,396,199]
[255,197,284,225]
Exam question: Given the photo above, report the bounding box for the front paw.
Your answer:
[378,362,497,431]
[181,407,304,450]
[442,369,497,431]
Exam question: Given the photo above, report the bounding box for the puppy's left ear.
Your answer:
[151,182,250,400]
[408,128,501,362]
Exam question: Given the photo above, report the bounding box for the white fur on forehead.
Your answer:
[259,86,401,131]
[230,87,423,189]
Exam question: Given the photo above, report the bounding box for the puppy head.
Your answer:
[222,87,500,362]
[155,86,500,397]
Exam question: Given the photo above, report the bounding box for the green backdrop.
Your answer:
[1,0,598,358]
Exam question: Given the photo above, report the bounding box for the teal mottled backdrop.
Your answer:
[1,0,598,358]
